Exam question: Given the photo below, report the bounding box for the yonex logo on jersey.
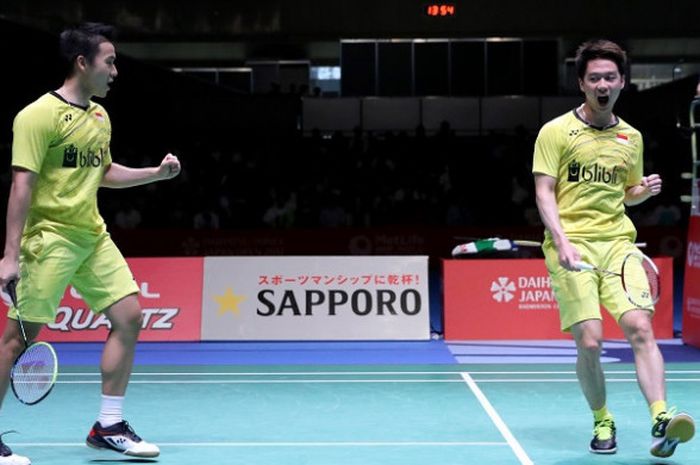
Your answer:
[567,161,619,185]
[62,145,78,167]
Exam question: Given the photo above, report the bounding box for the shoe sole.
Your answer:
[650,413,696,458]
[667,414,696,443]
[124,449,160,458]
[86,440,160,458]
[589,447,617,455]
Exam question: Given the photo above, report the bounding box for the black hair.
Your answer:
[575,39,628,80]
[59,22,116,77]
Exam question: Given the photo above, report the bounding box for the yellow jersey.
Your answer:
[12,92,112,237]
[532,109,643,240]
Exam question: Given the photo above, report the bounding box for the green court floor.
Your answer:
[2,363,699,465]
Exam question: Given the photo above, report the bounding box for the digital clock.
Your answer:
[425,4,456,17]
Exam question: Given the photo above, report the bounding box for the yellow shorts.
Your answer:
[8,228,139,324]
[543,237,654,332]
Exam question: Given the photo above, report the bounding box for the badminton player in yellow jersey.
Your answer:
[533,39,694,457]
[0,23,180,464]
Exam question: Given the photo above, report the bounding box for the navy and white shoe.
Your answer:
[589,417,617,454]
[0,432,30,465]
[650,409,695,458]
[86,421,159,458]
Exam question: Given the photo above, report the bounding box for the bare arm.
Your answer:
[0,169,36,287]
[534,173,580,271]
[102,153,181,189]
[624,174,662,206]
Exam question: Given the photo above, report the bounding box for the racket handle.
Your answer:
[6,279,18,307]
[574,261,596,271]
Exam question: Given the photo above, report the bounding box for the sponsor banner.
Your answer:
[443,258,673,340]
[683,216,700,347]
[0,257,203,342]
[201,256,430,340]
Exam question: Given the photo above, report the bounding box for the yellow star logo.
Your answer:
[214,288,246,316]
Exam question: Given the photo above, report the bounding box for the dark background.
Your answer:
[0,0,698,259]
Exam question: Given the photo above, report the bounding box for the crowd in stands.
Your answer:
[0,121,688,231]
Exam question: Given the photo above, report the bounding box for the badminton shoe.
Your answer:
[86,420,160,458]
[590,416,617,454]
[0,432,30,465]
[650,409,695,458]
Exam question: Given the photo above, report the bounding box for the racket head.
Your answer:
[620,253,660,308]
[11,341,58,405]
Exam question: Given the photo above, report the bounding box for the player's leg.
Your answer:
[619,310,694,456]
[618,310,664,405]
[74,234,158,458]
[571,319,616,454]
[544,238,616,453]
[1,230,82,465]
[603,239,695,457]
[0,320,43,465]
[0,320,43,406]
[571,319,606,410]
[100,294,142,397]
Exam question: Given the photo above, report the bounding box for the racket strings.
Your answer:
[11,343,56,403]
[642,259,661,300]
[621,255,660,307]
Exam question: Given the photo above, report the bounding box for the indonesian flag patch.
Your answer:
[615,133,629,145]
[94,112,105,122]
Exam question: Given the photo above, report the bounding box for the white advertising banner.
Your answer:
[201,256,429,340]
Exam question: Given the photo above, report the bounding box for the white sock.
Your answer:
[97,394,124,428]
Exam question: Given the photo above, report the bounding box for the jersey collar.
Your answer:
[572,107,619,131]
[49,91,90,111]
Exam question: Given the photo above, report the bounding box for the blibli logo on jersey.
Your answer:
[567,160,619,185]
[62,146,104,169]
[62,145,78,167]
[79,149,104,168]
[567,161,581,181]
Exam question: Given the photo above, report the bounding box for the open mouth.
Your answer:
[597,96,610,105]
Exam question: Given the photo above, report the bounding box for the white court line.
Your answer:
[13,441,508,448]
[56,379,473,384]
[474,378,700,383]
[461,372,534,465]
[59,371,477,376]
[57,369,700,376]
[55,377,700,385]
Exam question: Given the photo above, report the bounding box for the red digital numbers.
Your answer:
[426,4,456,17]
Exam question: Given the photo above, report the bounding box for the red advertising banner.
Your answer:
[0,257,203,342]
[682,216,700,347]
[443,258,674,340]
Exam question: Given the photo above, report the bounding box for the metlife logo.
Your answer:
[687,241,700,269]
